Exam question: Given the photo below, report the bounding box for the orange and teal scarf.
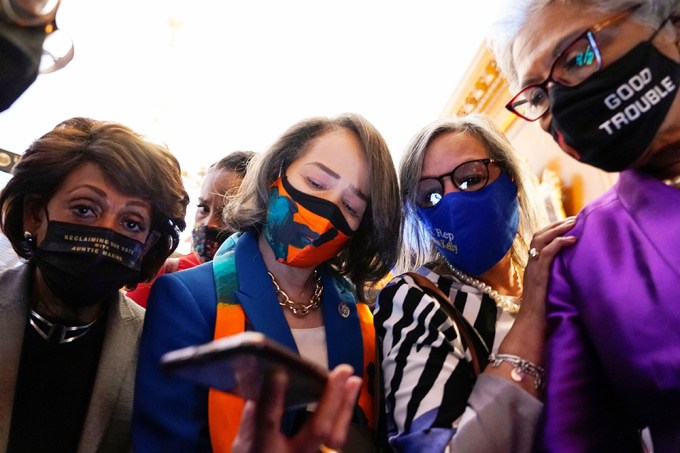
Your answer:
[207,232,376,452]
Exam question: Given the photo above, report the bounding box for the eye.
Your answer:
[305,177,325,190]
[122,217,147,234]
[554,36,599,86]
[416,179,444,208]
[343,201,359,217]
[71,203,97,219]
[196,203,210,216]
[428,192,442,206]
[526,87,547,108]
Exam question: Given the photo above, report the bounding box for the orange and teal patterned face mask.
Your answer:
[264,176,354,268]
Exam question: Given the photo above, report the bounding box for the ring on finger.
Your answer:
[319,444,341,453]
[529,247,539,260]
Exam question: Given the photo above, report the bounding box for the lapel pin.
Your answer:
[338,302,350,318]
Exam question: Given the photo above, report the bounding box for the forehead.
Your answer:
[301,128,364,160]
[56,162,111,194]
[200,169,240,197]
[294,128,370,191]
[421,131,489,176]
[53,162,147,204]
[511,3,614,87]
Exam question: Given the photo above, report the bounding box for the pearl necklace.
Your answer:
[445,263,521,314]
[268,270,323,317]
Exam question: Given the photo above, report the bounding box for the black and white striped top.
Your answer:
[374,265,516,452]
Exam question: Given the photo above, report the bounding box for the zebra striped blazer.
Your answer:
[374,265,524,452]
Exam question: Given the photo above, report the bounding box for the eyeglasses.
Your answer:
[505,3,642,122]
[416,158,500,208]
[1,0,74,74]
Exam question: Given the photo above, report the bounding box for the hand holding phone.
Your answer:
[160,331,328,408]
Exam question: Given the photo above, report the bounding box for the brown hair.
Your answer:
[222,113,401,299]
[209,150,256,177]
[0,117,189,284]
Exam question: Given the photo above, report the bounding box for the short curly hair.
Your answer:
[0,117,190,284]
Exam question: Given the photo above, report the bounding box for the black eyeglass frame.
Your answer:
[415,158,500,208]
[505,3,643,122]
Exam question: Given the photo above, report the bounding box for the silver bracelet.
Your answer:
[489,353,545,390]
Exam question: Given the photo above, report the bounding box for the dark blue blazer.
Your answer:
[132,231,367,452]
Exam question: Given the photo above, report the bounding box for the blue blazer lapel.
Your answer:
[234,231,298,352]
[320,270,364,376]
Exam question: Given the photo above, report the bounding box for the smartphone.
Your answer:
[160,331,328,408]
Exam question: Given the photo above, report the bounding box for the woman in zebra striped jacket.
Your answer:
[375,114,576,452]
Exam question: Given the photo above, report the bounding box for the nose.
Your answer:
[207,209,224,229]
[99,213,119,231]
[442,175,458,194]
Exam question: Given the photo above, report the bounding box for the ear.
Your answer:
[22,195,45,234]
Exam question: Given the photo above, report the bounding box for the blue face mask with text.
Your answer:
[417,172,519,276]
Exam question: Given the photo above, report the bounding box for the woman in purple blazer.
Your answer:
[488,0,680,450]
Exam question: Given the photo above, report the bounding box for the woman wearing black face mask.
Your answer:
[126,150,254,308]
[489,0,680,450]
[0,117,189,453]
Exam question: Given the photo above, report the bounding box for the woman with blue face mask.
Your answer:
[133,113,401,452]
[374,114,576,452]
[488,0,680,450]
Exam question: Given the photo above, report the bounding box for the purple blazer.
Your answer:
[540,170,680,452]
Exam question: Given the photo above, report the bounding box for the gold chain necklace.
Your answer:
[268,270,323,317]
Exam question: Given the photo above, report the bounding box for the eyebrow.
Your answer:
[68,184,149,209]
[308,161,369,201]
[551,28,586,60]
[309,162,340,179]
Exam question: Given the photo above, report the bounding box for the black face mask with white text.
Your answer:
[32,221,145,307]
[548,40,680,172]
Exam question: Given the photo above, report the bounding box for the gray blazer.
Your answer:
[0,264,145,453]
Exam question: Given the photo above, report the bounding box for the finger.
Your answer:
[231,400,257,453]
[532,235,577,263]
[530,217,577,249]
[294,364,355,452]
[324,375,363,449]
[521,236,577,319]
[252,369,289,452]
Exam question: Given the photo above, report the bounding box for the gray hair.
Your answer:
[223,113,401,299]
[487,0,680,90]
[397,113,549,274]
